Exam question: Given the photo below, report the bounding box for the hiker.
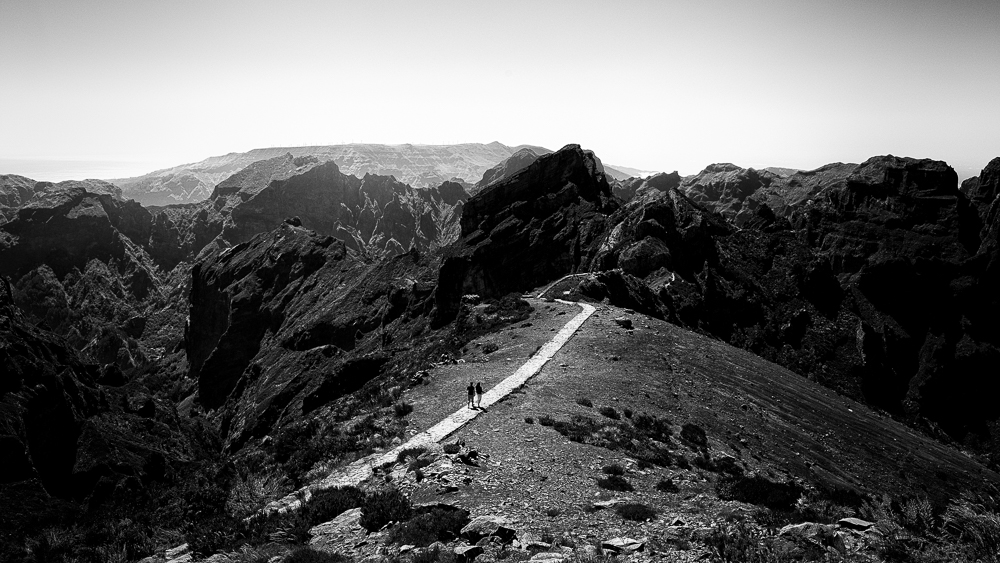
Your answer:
[475,382,484,408]
[467,381,475,409]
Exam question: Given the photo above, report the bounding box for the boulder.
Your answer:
[778,522,846,555]
[309,507,364,552]
[837,517,875,532]
[601,537,644,553]
[454,544,484,561]
[460,516,517,543]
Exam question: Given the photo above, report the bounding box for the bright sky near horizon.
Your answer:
[1,0,998,180]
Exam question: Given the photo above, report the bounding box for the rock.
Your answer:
[837,517,875,531]
[778,522,846,555]
[309,508,364,552]
[454,544,484,561]
[592,499,620,509]
[601,538,644,553]
[165,544,191,563]
[460,515,517,543]
[529,552,566,561]
[613,317,633,330]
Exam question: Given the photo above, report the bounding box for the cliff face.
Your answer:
[434,144,618,324]
[110,142,537,206]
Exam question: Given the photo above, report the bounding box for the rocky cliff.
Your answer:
[434,144,618,324]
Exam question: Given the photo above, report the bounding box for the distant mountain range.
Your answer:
[105,143,656,206]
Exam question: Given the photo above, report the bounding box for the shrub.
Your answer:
[598,407,620,420]
[602,464,625,476]
[942,493,1000,558]
[408,457,433,472]
[703,521,790,563]
[303,487,366,525]
[538,415,555,427]
[680,423,707,449]
[576,398,593,408]
[546,508,562,517]
[716,475,803,511]
[615,503,657,522]
[623,408,633,418]
[360,488,412,532]
[393,402,414,417]
[442,443,461,454]
[524,417,535,424]
[482,342,499,354]
[387,508,470,547]
[284,547,352,563]
[596,475,633,492]
[632,413,673,443]
[656,478,679,493]
[397,447,427,463]
[636,459,653,470]
[675,455,691,470]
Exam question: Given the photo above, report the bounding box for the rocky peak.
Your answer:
[473,148,545,194]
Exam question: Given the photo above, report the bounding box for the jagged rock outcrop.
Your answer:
[472,147,546,194]
[111,142,547,206]
[187,223,440,450]
[613,171,681,201]
[434,144,618,324]
[583,154,1000,447]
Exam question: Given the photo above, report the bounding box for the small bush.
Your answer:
[397,447,427,463]
[602,464,625,476]
[538,415,555,427]
[656,478,680,493]
[482,342,499,354]
[285,547,352,563]
[360,488,412,532]
[524,417,535,424]
[675,455,691,470]
[716,475,803,511]
[623,408,633,418]
[393,402,414,417]
[408,457,433,472]
[680,423,707,449]
[598,406,620,420]
[703,521,789,563]
[636,459,654,470]
[442,443,461,454]
[615,503,657,522]
[576,398,593,408]
[387,508,470,547]
[596,475,633,492]
[545,508,562,517]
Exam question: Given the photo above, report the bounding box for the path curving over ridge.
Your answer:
[265,299,596,514]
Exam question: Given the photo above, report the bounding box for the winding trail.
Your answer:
[266,299,596,513]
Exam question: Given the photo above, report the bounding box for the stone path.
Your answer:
[265,299,596,514]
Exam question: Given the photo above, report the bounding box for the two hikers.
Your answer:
[467,381,484,409]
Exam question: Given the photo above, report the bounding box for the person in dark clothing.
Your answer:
[467,382,475,409]
[475,382,484,408]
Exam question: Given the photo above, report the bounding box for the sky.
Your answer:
[1,0,998,180]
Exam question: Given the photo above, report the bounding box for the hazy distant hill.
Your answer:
[108,142,550,206]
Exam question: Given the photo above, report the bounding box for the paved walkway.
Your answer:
[265,299,596,514]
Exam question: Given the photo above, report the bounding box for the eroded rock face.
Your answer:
[0,280,198,500]
[204,153,468,258]
[187,223,439,450]
[434,144,618,324]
